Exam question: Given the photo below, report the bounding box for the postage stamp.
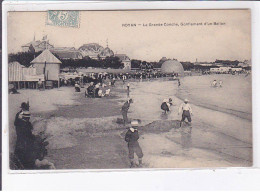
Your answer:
[46,11,80,28]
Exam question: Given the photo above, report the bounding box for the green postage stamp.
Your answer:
[46,11,80,28]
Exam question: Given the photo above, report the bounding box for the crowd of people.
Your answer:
[60,71,180,87]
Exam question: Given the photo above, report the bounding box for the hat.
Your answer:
[131,120,139,126]
[20,102,29,109]
[184,99,189,102]
[21,110,31,118]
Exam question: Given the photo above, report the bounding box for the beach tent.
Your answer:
[30,49,62,81]
[76,68,132,74]
[9,61,44,89]
[161,60,184,76]
[9,61,41,81]
[8,61,25,81]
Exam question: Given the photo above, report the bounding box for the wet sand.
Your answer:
[9,75,252,169]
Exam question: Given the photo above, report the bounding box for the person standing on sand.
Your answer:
[178,99,193,128]
[14,108,35,169]
[178,79,181,87]
[219,80,223,87]
[121,98,133,125]
[38,79,43,90]
[125,120,143,168]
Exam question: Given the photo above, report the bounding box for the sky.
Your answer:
[7,10,251,62]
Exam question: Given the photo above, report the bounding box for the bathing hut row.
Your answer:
[8,49,62,89]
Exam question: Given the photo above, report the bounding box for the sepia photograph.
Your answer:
[7,9,252,170]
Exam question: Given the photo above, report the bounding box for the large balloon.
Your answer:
[161,60,184,76]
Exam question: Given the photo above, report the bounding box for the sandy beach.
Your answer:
[9,74,252,169]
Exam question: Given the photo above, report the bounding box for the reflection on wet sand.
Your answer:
[180,130,192,150]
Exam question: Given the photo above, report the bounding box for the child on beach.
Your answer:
[219,80,223,87]
[178,99,193,128]
[161,98,173,114]
[212,80,217,87]
[121,98,133,125]
[125,120,143,168]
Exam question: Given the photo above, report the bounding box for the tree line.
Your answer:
[8,51,245,71]
[8,52,124,69]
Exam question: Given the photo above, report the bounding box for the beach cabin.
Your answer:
[30,49,62,82]
[219,67,231,73]
[8,61,44,89]
[210,68,220,73]
[231,67,243,73]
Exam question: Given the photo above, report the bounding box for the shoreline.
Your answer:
[177,74,252,121]
[175,92,251,121]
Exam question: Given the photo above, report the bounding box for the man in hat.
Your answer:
[14,102,29,126]
[121,98,133,125]
[14,108,35,169]
[178,99,193,128]
[125,120,143,168]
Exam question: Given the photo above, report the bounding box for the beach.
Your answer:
[9,74,252,169]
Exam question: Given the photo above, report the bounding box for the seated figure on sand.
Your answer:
[104,89,111,97]
[98,89,104,97]
[212,80,217,87]
[75,82,81,92]
[85,82,95,98]
[111,78,116,86]
[9,83,19,94]
[94,83,101,98]
[161,98,173,114]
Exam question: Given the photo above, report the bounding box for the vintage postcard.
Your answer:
[7,9,252,170]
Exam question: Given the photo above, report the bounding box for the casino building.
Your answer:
[78,43,114,60]
[22,36,131,69]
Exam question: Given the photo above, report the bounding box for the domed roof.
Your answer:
[161,60,184,76]
[101,47,114,57]
[78,43,104,52]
